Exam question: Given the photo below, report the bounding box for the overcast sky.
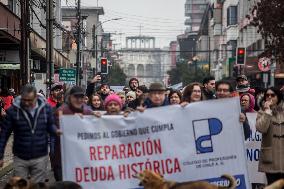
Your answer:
[63,0,186,48]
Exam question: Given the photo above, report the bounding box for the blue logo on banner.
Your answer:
[193,118,223,154]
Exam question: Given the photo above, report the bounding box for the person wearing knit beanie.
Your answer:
[126,91,136,103]
[104,94,123,115]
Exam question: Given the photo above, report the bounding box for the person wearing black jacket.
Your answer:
[0,97,5,122]
[202,76,216,100]
[128,85,148,110]
[0,85,57,182]
[86,75,102,97]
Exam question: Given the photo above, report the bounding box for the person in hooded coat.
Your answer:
[240,93,256,113]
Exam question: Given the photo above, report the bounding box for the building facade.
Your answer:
[185,0,208,32]
[194,0,284,87]
[120,36,165,86]
[169,41,179,69]
[0,0,69,93]
[61,6,104,87]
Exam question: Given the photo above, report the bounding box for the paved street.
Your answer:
[0,136,55,187]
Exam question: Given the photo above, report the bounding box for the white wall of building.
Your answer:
[121,52,163,85]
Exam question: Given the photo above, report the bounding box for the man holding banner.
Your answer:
[51,86,94,181]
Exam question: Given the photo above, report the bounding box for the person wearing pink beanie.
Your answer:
[104,94,123,115]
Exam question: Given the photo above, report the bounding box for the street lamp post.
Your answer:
[192,56,200,79]
[94,18,122,75]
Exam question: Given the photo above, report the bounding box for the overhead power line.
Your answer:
[104,8,185,22]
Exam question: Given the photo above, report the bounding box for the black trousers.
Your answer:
[53,166,63,181]
[266,173,284,185]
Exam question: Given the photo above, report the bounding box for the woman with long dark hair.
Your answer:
[88,93,104,111]
[256,87,284,184]
[182,82,203,103]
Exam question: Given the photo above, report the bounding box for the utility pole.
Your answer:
[101,34,104,57]
[208,36,211,75]
[46,0,54,94]
[76,0,81,86]
[20,0,30,86]
[95,34,98,74]
[270,52,276,87]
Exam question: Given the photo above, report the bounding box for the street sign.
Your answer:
[258,57,271,72]
[228,57,236,64]
[0,63,20,69]
[59,68,76,84]
[54,73,60,83]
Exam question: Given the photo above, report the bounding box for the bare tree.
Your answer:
[249,0,284,61]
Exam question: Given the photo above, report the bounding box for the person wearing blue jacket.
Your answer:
[0,84,57,182]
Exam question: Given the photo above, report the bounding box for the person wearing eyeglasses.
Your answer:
[256,87,284,185]
[215,80,251,140]
[182,82,203,104]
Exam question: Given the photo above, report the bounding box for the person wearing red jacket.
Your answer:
[0,88,14,111]
[47,83,64,108]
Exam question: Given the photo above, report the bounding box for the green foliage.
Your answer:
[107,64,127,86]
[167,62,208,86]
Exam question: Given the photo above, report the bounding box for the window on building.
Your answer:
[8,0,13,11]
[0,51,6,62]
[227,6,238,26]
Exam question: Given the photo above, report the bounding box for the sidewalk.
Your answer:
[0,136,13,176]
[0,135,56,186]
[0,136,13,187]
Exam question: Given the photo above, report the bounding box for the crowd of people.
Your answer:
[0,74,283,188]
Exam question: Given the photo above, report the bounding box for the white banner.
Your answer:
[60,98,250,189]
[245,113,267,184]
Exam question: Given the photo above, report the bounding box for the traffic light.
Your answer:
[236,47,246,65]
[100,58,108,74]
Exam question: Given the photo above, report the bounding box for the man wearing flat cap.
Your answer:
[141,82,169,109]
